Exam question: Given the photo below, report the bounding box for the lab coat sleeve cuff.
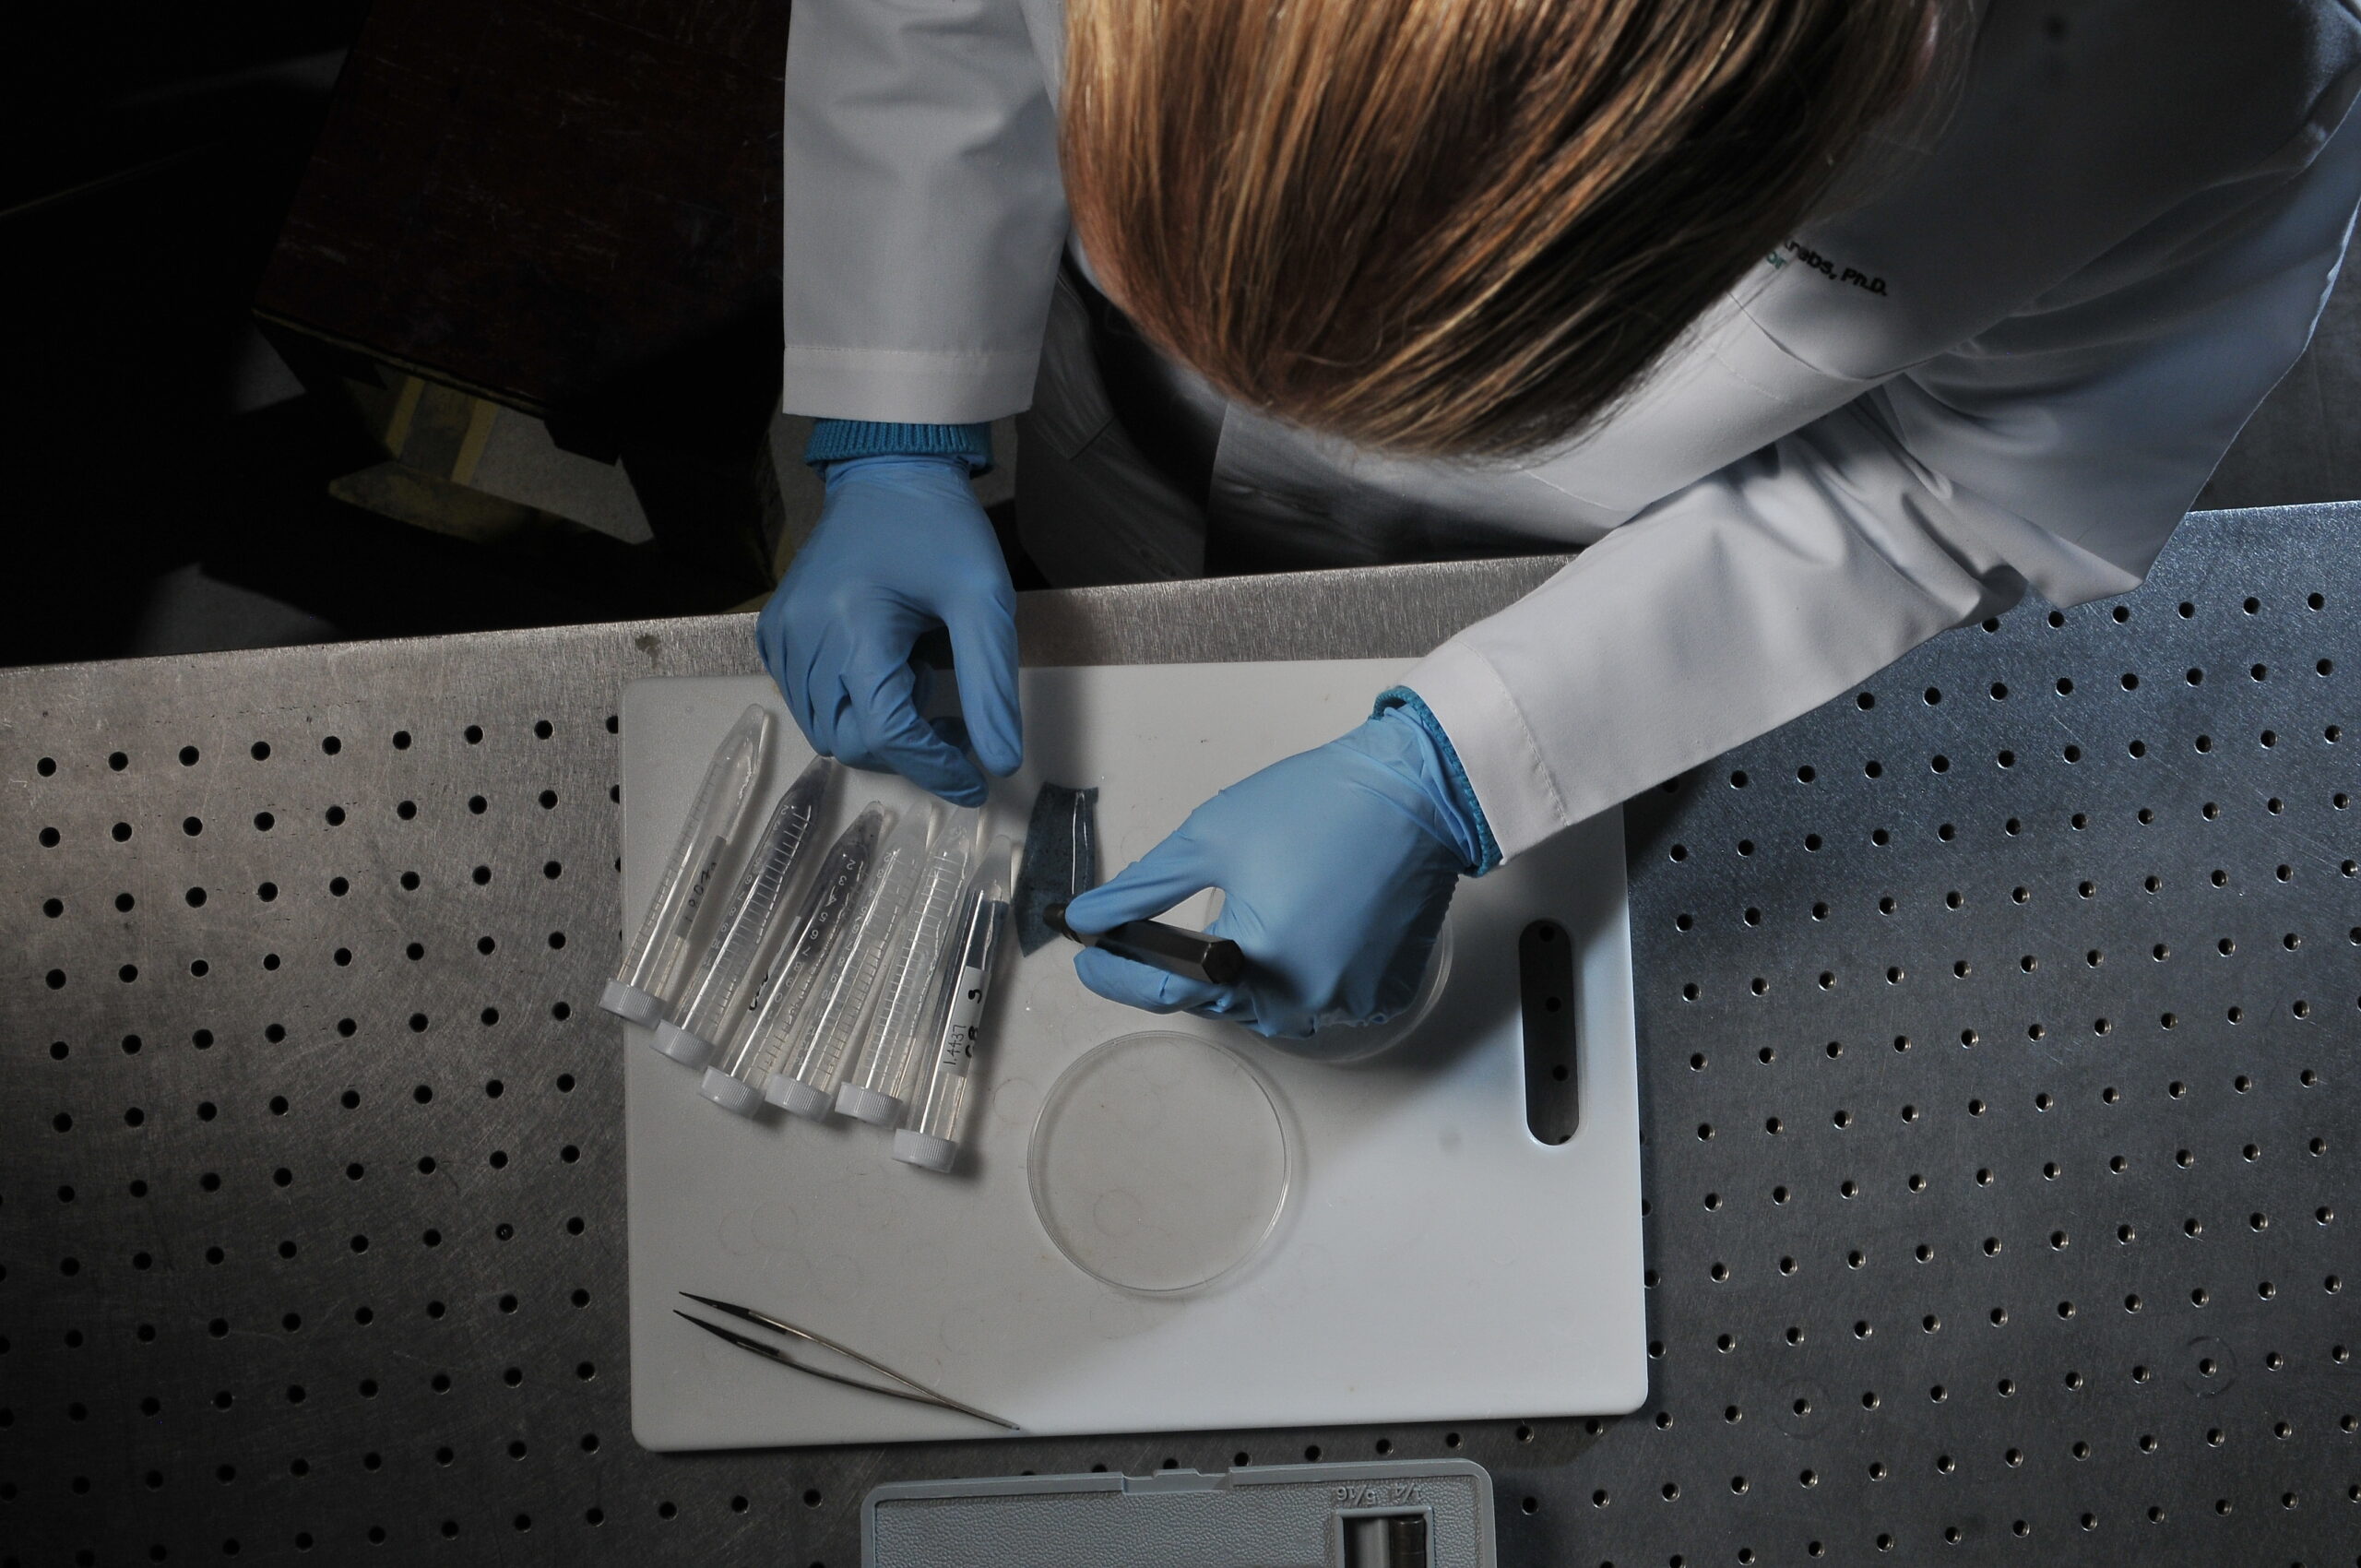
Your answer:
[1371,689,1501,875]
[1393,642,1572,862]
[779,345,1044,426]
[804,420,995,475]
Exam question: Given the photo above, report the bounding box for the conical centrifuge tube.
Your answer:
[649,755,836,1068]
[698,802,891,1117]
[602,705,772,1028]
[835,809,977,1124]
[766,802,942,1120]
[894,837,1013,1173]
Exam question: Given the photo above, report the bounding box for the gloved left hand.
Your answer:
[755,454,1021,808]
[1062,707,1489,1039]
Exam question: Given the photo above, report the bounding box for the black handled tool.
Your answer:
[1045,902,1246,987]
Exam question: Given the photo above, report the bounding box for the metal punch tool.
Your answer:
[673,1293,1017,1430]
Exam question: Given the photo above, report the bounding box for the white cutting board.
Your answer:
[622,664,1645,1449]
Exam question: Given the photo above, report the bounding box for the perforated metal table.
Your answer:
[3,504,2355,1568]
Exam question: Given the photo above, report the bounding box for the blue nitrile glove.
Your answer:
[1064,698,1499,1039]
[756,454,1021,807]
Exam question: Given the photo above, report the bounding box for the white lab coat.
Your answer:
[780,0,2361,860]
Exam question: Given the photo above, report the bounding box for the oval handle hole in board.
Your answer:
[1521,919,1578,1145]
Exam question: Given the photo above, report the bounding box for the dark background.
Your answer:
[3,1,696,671]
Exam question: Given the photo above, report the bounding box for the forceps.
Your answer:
[673,1292,1017,1430]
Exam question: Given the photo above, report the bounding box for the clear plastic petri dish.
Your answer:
[1028,1031,1293,1295]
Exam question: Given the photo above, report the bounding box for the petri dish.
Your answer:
[1248,918,1454,1064]
[1029,1031,1293,1295]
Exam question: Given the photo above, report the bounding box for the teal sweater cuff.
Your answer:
[1373,687,1502,875]
[804,419,994,475]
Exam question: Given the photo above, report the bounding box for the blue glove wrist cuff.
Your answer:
[804,419,994,475]
[1373,687,1501,875]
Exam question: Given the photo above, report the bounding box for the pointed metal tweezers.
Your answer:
[675,1293,1016,1430]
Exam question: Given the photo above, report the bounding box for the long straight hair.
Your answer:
[1063,0,1959,458]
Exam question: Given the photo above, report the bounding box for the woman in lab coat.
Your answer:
[757,0,2361,1039]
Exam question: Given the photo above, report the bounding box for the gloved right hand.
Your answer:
[1063,708,1482,1039]
[755,454,1022,807]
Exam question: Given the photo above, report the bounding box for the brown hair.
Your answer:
[1062,0,1951,459]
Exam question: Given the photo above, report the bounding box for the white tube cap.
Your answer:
[600,980,665,1028]
[766,1075,834,1121]
[834,1083,901,1126]
[649,1020,715,1068]
[893,1128,956,1173]
[698,1067,765,1118]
